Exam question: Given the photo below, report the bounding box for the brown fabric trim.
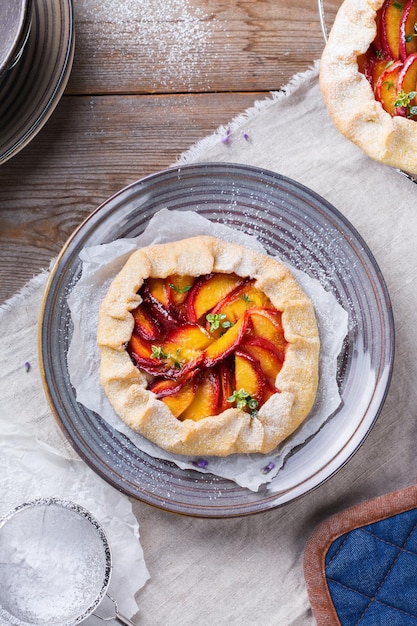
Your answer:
[303,483,417,626]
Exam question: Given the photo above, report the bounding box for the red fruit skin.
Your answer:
[141,283,179,331]
[362,51,391,91]
[208,278,254,318]
[234,349,266,405]
[148,377,185,398]
[128,333,168,377]
[400,0,417,60]
[395,51,417,116]
[374,59,403,114]
[132,304,162,341]
[242,335,285,363]
[374,7,384,52]
[185,274,214,323]
[218,360,234,411]
[203,313,249,367]
[186,273,245,323]
[148,369,198,398]
[205,368,222,415]
[128,332,203,379]
[380,0,403,59]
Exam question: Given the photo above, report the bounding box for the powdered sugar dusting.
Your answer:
[0,501,109,624]
[75,0,225,89]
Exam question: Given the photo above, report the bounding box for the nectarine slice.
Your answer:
[164,323,213,351]
[186,272,244,322]
[128,333,172,377]
[149,377,185,397]
[162,324,213,369]
[248,309,287,354]
[204,313,249,367]
[132,304,161,341]
[380,0,404,59]
[400,0,417,60]
[142,283,179,331]
[161,382,196,417]
[375,59,404,114]
[209,282,272,327]
[241,337,284,389]
[180,369,220,421]
[234,351,266,406]
[160,380,197,418]
[166,274,195,307]
[147,277,170,307]
[395,51,417,115]
[363,53,392,91]
[219,360,234,411]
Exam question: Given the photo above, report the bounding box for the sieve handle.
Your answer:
[114,613,137,626]
[94,594,137,625]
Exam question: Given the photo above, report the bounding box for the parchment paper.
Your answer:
[67,209,348,492]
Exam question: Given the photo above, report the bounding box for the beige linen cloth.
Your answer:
[1,61,417,625]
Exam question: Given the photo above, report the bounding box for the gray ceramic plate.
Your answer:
[0,0,74,165]
[39,163,394,517]
[0,0,31,75]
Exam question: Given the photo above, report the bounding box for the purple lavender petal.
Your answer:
[261,461,275,475]
[192,458,209,469]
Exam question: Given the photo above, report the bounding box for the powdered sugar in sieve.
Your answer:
[0,498,135,626]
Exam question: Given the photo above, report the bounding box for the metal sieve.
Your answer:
[0,498,136,626]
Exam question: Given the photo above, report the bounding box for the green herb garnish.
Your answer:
[173,348,182,369]
[227,388,259,418]
[384,79,396,91]
[168,283,192,293]
[151,345,170,360]
[239,293,254,306]
[151,345,183,368]
[394,90,417,107]
[206,313,227,332]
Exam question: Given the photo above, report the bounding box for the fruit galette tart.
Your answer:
[97,236,320,457]
[320,0,417,175]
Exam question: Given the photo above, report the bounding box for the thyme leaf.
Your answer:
[168,283,192,294]
[151,345,170,360]
[394,90,417,107]
[206,313,227,332]
[227,388,259,418]
[240,293,254,306]
[151,345,182,368]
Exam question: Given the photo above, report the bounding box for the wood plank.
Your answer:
[0,91,262,303]
[67,0,327,94]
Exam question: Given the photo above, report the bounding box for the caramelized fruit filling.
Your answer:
[359,0,417,118]
[127,272,288,421]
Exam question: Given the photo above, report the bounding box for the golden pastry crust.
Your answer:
[97,236,320,456]
[320,0,417,175]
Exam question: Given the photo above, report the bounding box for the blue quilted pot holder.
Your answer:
[304,484,417,625]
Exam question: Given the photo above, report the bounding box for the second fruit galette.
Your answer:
[97,236,320,456]
[320,0,417,175]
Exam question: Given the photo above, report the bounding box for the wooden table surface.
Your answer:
[0,0,338,304]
